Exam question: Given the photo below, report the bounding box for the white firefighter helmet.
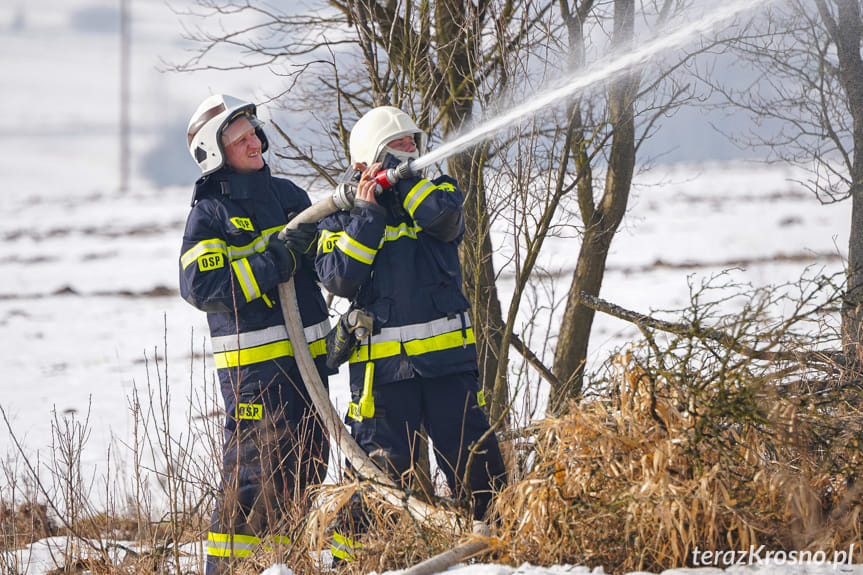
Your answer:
[186,94,269,175]
[349,106,426,167]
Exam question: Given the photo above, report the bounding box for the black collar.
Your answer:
[191,165,271,206]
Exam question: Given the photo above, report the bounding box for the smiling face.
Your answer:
[221,116,265,174]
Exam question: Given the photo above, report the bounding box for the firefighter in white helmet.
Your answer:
[316,106,507,564]
[347,105,428,168]
[180,94,333,575]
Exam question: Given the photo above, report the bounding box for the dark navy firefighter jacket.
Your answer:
[179,166,332,394]
[315,173,477,394]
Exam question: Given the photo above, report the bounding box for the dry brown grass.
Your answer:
[0,502,58,548]
[492,350,863,573]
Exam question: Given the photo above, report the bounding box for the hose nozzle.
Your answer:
[332,167,363,211]
[373,160,417,190]
[332,182,356,211]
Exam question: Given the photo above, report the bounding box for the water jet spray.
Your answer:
[393,0,776,176]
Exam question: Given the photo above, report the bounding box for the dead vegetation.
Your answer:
[492,357,862,572]
[2,275,862,574]
[493,274,863,573]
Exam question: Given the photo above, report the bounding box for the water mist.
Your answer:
[412,0,777,171]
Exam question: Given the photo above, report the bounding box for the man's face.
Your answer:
[386,134,417,154]
[222,116,265,174]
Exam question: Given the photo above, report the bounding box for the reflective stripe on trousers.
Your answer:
[330,530,363,562]
[207,532,292,558]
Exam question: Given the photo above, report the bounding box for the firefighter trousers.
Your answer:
[206,362,329,574]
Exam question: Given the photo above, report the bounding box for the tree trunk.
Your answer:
[448,151,508,424]
[435,0,509,425]
[826,0,863,362]
[552,0,637,406]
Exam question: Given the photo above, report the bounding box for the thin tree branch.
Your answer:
[576,290,844,368]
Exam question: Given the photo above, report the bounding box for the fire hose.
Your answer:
[275,162,491,565]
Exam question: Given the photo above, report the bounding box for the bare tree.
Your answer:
[552,0,641,402]
[703,0,863,364]
[546,0,713,406]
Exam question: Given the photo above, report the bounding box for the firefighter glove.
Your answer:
[325,309,373,370]
[266,236,302,281]
[281,222,318,255]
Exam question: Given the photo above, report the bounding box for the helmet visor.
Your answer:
[220,113,264,147]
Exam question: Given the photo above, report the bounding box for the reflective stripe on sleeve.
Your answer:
[231,257,262,302]
[382,222,420,242]
[182,226,282,271]
[336,233,378,265]
[402,179,436,218]
[181,239,227,269]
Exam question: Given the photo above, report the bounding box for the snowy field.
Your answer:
[1,153,853,575]
[0,1,859,574]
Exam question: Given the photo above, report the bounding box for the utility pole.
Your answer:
[119,0,131,193]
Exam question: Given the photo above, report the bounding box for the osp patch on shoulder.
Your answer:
[198,252,225,271]
[230,217,255,232]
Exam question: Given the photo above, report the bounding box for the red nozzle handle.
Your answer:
[374,169,398,190]
[372,161,416,190]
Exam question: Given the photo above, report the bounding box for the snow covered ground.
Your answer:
[0,1,857,574]
[7,535,863,575]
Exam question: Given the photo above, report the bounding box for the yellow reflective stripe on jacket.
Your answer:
[404,328,475,355]
[211,321,331,353]
[181,238,227,269]
[225,226,281,260]
[382,222,421,242]
[318,225,419,264]
[231,257,261,302]
[349,315,473,362]
[402,179,436,218]
[214,339,328,369]
[352,340,401,361]
[192,226,283,303]
[212,319,331,369]
[351,328,475,361]
[336,232,378,265]
[380,314,471,341]
[181,225,283,270]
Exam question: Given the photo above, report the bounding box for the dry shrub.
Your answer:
[0,501,57,549]
[494,350,863,573]
[305,480,467,573]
